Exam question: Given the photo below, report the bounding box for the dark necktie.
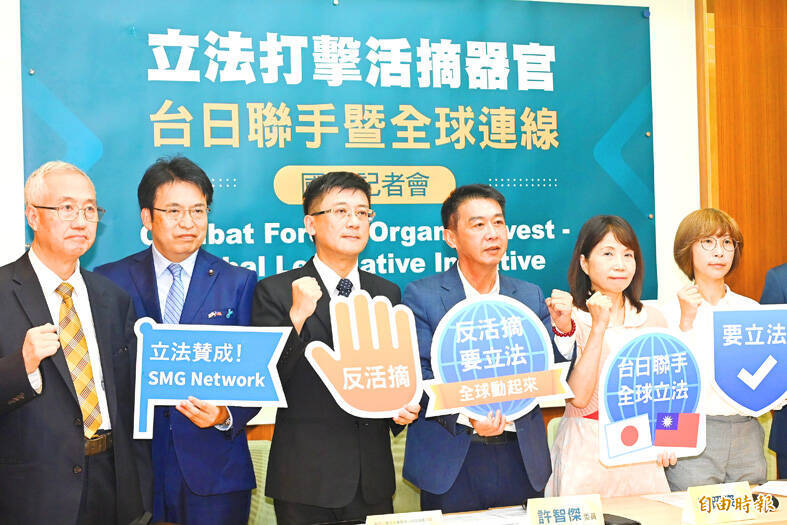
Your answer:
[336,278,353,297]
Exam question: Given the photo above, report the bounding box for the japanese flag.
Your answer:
[604,414,652,458]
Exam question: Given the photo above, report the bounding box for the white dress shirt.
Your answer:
[152,245,232,430]
[27,248,112,430]
[312,254,361,299]
[455,265,517,432]
[460,264,574,361]
[453,265,575,432]
[151,243,198,315]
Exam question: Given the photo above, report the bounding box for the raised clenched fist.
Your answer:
[546,289,574,334]
[289,276,323,334]
[22,323,60,374]
[677,284,703,331]
[587,291,613,330]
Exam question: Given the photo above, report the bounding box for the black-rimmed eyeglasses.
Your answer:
[152,206,211,222]
[310,206,375,222]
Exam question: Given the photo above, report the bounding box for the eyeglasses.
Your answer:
[698,237,737,252]
[311,206,376,222]
[152,206,210,222]
[33,204,105,223]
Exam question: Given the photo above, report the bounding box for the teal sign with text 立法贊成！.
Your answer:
[133,318,289,438]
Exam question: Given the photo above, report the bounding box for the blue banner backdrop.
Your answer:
[20,0,657,295]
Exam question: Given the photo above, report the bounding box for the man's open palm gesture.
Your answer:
[306,291,422,419]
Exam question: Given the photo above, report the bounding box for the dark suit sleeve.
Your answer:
[222,270,262,437]
[220,408,260,440]
[761,268,787,455]
[403,282,436,381]
[223,408,259,438]
[124,294,154,515]
[0,348,38,416]
[403,282,460,436]
[761,268,787,305]
[234,270,258,326]
[250,277,309,386]
[380,283,407,436]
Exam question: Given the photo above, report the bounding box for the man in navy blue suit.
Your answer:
[402,184,574,513]
[95,157,258,525]
[760,263,787,479]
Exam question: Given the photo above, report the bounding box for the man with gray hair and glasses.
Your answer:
[0,161,152,524]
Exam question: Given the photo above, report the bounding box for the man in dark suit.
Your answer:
[760,263,787,478]
[251,172,420,524]
[402,184,574,513]
[0,161,151,524]
[95,157,258,525]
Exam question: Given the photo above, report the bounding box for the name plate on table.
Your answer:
[684,482,756,524]
[367,510,442,524]
[528,495,603,525]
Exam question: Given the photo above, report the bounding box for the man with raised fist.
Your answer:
[251,172,419,524]
[402,184,574,513]
[0,161,151,525]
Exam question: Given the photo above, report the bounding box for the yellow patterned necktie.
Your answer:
[55,282,102,438]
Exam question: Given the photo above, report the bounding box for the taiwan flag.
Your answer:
[654,412,699,447]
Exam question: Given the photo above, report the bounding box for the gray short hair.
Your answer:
[24,161,92,207]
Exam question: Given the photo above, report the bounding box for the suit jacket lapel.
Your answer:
[12,253,78,403]
[82,270,119,421]
[440,263,468,312]
[129,248,161,322]
[499,273,519,299]
[359,270,379,296]
[302,258,333,339]
[179,249,218,324]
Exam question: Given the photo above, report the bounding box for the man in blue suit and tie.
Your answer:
[95,157,259,525]
[402,184,574,513]
[760,263,787,478]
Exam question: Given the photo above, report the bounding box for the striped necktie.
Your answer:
[55,282,102,438]
[163,263,185,324]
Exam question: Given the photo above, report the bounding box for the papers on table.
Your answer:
[753,480,787,497]
[643,492,689,509]
[443,506,528,524]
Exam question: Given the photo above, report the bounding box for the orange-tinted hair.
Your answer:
[673,208,743,280]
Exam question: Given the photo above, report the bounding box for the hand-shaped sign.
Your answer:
[306,291,423,418]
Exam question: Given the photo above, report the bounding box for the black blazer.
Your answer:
[760,263,787,456]
[251,258,403,508]
[0,253,152,525]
